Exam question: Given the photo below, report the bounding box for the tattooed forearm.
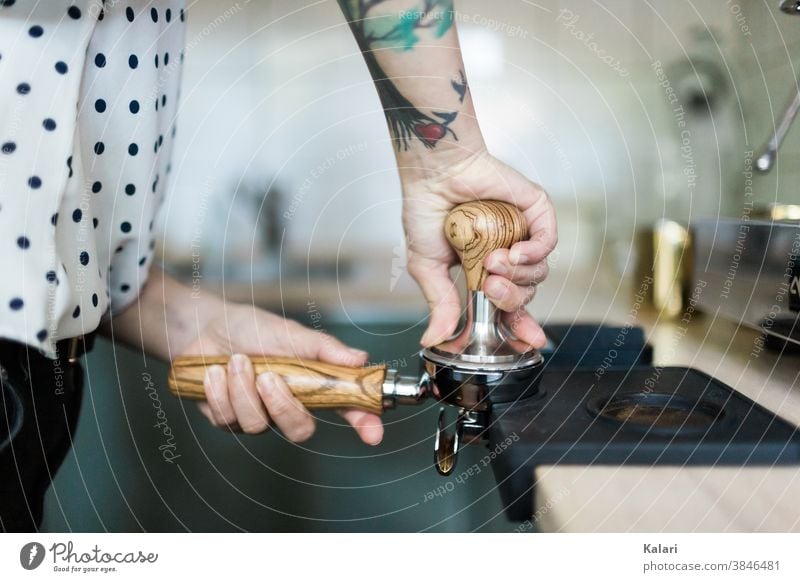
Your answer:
[339,0,469,151]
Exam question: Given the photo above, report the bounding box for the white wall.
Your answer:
[161,0,800,278]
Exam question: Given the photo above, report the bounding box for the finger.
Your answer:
[483,275,536,312]
[338,409,384,446]
[257,372,316,443]
[486,250,550,285]
[501,310,547,349]
[227,354,270,434]
[284,321,368,368]
[197,403,215,424]
[508,226,558,266]
[408,258,462,347]
[204,364,238,428]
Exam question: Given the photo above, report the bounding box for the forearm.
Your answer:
[339,0,486,180]
[100,267,223,361]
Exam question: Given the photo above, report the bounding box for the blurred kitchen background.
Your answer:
[44,0,800,532]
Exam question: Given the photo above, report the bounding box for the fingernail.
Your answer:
[420,329,433,347]
[509,249,528,265]
[256,372,275,394]
[486,280,506,300]
[207,365,225,383]
[230,353,250,374]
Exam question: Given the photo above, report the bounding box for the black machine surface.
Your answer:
[487,324,800,522]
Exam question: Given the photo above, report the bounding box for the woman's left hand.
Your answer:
[178,303,384,445]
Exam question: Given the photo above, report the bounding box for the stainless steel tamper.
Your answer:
[168,200,543,476]
[422,200,544,475]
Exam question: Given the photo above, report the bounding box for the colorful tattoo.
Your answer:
[339,0,468,151]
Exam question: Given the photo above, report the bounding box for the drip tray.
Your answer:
[487,367,800,521]
[587,392,726,435]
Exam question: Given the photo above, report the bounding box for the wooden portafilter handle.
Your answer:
[445,200,528,291]
[168,356,389,415]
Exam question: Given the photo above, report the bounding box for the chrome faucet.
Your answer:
[755,1,800,172]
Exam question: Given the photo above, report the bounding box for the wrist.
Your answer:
[395,135,488,185]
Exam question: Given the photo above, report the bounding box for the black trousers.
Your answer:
[0,339,84,532]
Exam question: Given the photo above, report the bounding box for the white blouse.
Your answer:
[0,0,185,357]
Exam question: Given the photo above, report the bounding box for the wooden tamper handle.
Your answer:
[445,200,528,291]
[168,356,387,415]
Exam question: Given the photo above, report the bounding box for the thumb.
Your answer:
[409,259,462,347]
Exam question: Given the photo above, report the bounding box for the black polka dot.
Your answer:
[120,284,130,292]
[72,305,80,318]
[42,118,56,131]
[16,236,29,249]
[164,52,169,66]
[92,217,99,228]
[129,99,139,114]
[128,143,138,156]
[16,82,30,94]
[165,8,172,21]
[2,142,16,154]
[158,134,164,146]
[36,329,47,342]
[98,9,104,21]
[91,181,102,193]
[115,246,123,254]
[180,8,185,22]
[9,298,23,310]
[126,6,134,21]
[150,7,158,22]
[28,25,43,38]
[79,251,89,266]
[55,61,68,74]
[91,293,98,307]
[93,141,104,154]
[28,176,41,189]
[67,5,81,19]
[154,53,159,68]
[120,221,132,233]
[1,0,17,7]
[161,94,167,107]
[72,208,82,222]
[94,53,106,67]
[139,256,147,266]
[46,270,56,282]
[128,54,138,69]
[95,99,106,113]
[51,213,58,226]
[125,183,136,195]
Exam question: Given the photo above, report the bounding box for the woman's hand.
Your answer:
[179,303,384,445]
[401,150,557,349]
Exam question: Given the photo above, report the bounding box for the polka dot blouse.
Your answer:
[0,1,185,357]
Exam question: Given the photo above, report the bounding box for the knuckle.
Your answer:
[267,395,293,418]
